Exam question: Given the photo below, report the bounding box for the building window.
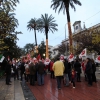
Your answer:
[76,26,78,30]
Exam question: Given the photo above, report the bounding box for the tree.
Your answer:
[27,18,40,46]
[39,13,58,58]
[73,29,100,54]
[24,43,35,53]
[38,41,46,58]
[0,0,19,11]
[51,0,82,54]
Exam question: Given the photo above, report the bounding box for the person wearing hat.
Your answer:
[52,58,65,90]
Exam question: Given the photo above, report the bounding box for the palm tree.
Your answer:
[51,0,82,54]
[0,0,19,11]
[27,18,40,46]
[39,13,58,58]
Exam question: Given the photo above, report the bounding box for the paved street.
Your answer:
[27,74,100,100]
[0,70,100,100]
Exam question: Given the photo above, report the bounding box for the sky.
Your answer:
[15,0,100,48]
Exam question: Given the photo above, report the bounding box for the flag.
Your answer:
[44,58,50,65]
[37,54,41,61]
[68,54,74,62]
[96,55,100,63]
[79,48,87,58]
[0,55,5,63]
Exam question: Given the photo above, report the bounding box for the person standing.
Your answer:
[74,59,81,82]
[63,59,69,86]
[5,60,12,85]
[71,68,76,88]
[85,58,93,86]
[20,60,26,81]
[37,60,45,86]
[25,62,30,82]
[50,60,55,79]
[29,61,36,86]
[13,62,19,80]
[52,58,65,90]
[91,59,97,83]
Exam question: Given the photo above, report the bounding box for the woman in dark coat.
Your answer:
[29,62,36,86]
[74,59,81,82]
[85,58,93,86]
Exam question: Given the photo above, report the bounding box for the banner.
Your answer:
[79,48,87,58]
[0,55,5,63]
[95,55,100,63]
[68,54,74,62]
[44,58,50,65]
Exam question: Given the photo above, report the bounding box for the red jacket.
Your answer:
[71,70,76,79]
[81,62,86,71]
[50,61,54,71]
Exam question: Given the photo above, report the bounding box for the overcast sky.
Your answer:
[15,0,100,48]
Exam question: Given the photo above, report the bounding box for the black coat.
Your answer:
[13,64,18,73]
[5,64,11,75]
[37,62,45,75]
[20,62,25,72]
[64,61,69,74]
[92,63,96,72]
[85,61,93,74]
[74,61,81,73]
[29,63,36,75]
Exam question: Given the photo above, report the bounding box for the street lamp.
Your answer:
[43,53,45,59]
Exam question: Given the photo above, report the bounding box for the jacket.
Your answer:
[64,61,69,74]
[5,63,11,75]
[37,61,45,75]
[74,61,81,73]
[50,61,54,71]
[52,60,65,76]
[85,61,93,74]
[29,63,36,75]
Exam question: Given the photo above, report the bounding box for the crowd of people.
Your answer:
[5,57,97,90]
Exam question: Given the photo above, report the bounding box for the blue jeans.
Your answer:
[37,73,44,85]
[64,74,69,86]
[56,76,62,88]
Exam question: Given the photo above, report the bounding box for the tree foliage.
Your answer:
[0,0,22,59]
[73,29,100,54]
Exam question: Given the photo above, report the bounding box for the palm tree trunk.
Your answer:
[66,8,73,54]
[34,29,37,46]
[46,33,49,58]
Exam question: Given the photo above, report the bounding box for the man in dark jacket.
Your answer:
[74,59,81,82]
[29,62,36,85]
[64,59,69,86]
[85,58,93,86]
[20,61,26,81]
[5,60,12,85]
[37,60,45,86]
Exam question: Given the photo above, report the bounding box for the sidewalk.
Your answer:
[0,77,25,100]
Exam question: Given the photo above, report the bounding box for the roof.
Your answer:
[73,21,81,26]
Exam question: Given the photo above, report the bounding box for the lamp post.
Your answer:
[43,53,45,59]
